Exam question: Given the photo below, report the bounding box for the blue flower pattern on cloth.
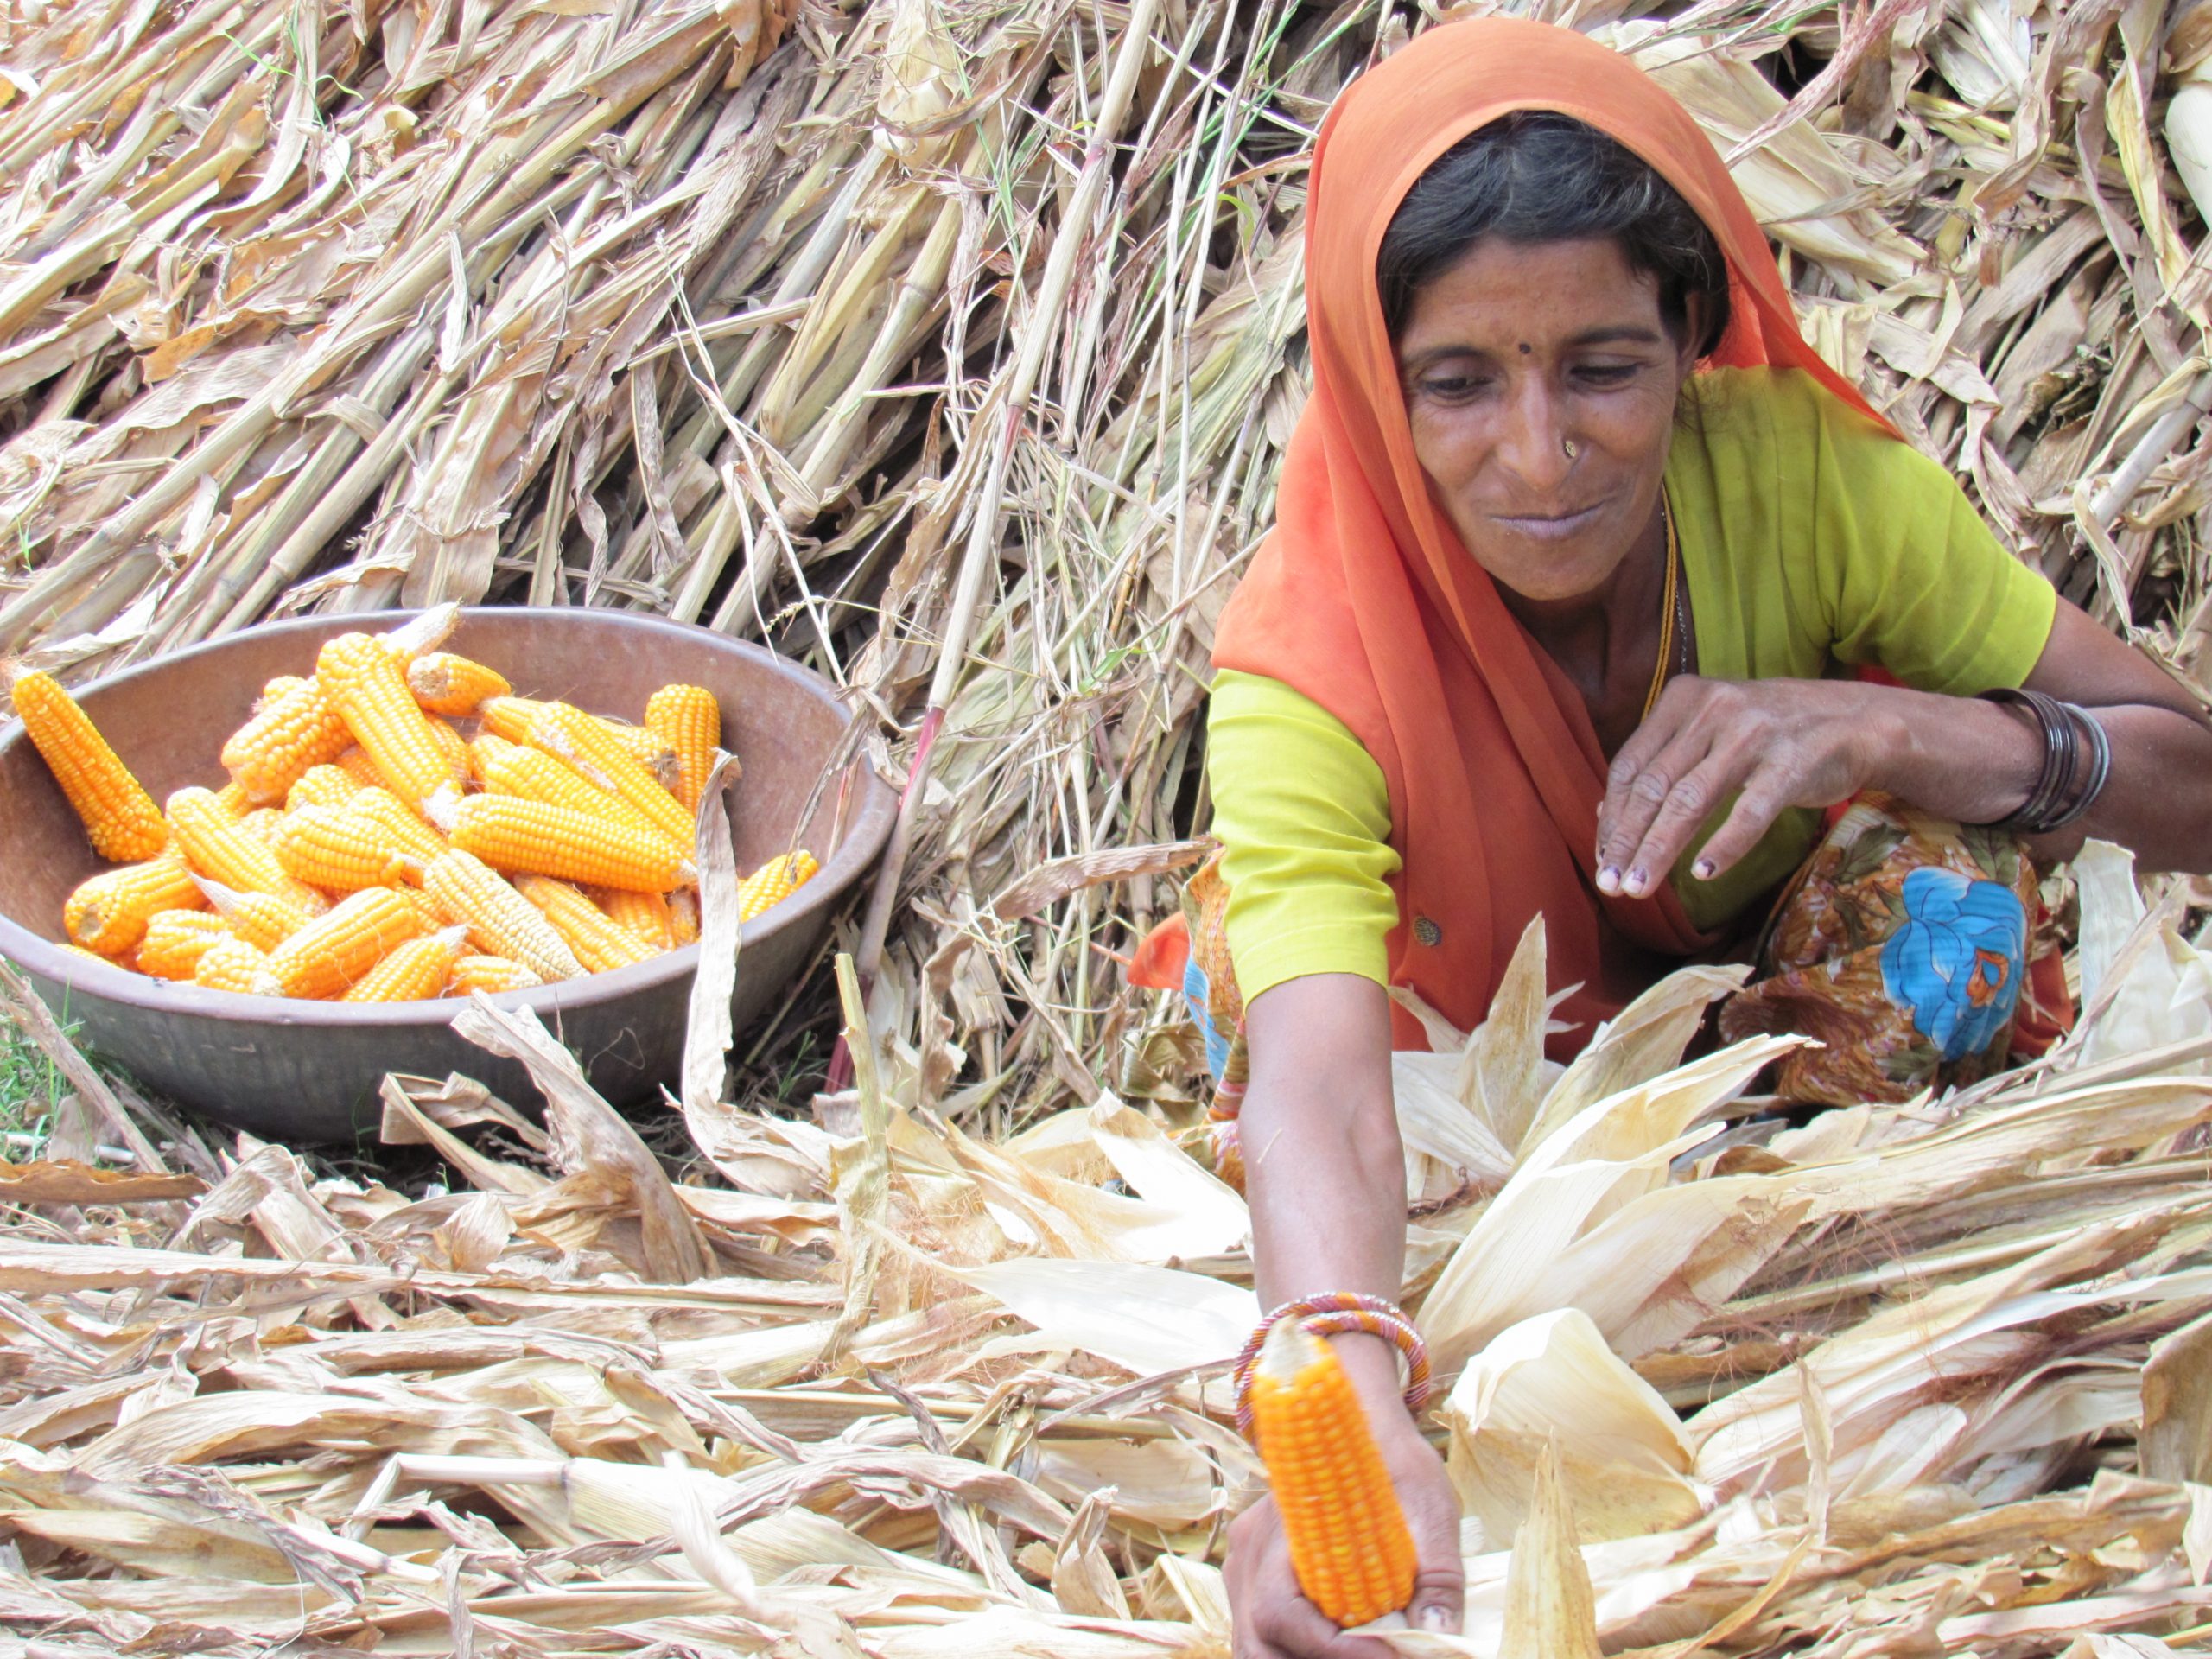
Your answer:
[1184,953,1234,1082]
[1878,866,2028,1062]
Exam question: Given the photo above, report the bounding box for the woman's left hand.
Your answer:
[1593,675,2032,900]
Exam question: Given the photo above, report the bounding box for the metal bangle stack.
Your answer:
[1977,688,2113,834]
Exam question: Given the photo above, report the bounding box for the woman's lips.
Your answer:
[1491,503,1606,541]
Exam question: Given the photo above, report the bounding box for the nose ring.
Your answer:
[1562,437,1579,461]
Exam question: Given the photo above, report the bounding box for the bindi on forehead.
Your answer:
[1517,342,1531,355]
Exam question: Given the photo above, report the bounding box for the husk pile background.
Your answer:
[6,0,2212,1651]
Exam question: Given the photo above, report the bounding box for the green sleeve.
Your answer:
[1204,669,1401,1002]
[1795,378,2057,694]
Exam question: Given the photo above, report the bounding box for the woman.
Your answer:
[1193,17,2212,1659]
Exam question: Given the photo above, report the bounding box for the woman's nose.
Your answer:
[1497,379,1574,493]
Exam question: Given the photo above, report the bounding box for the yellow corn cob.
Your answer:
[425,714,468,782]
[512,874,657,973]
[192,938,269,994]
[340,925,469,1002]
[137,910,232,981]
[591,886,677,951]
[669,887,700,944]
[440,795,692,893]
[523,713,678,789]
[479,695,678,784]
[375,603,463,661]
[219,675,353,804]
[735,850,820,920]
[213,781,252,818]
[474,695,551,744]
[645,683,721,810]
[422,851,584,982]
[316,632,464,813]
[61,942,130,974]
[347,785,449,868]
[407,652,511,716]
[272,805,415,892]
[526,701,696,850]
[393,885,446,934]
[334,747,385,788]
[254,887,425,1000]
[237,807,284,844]
[449,954,544,995]
[167,787,327,914]
[193,879,315,953]
[286,764,364,813]
[613,723,683,794]
[64,850,202,957]
[10,670,168,861]
[467,733,679,853]
[1249,1319,1418,1629]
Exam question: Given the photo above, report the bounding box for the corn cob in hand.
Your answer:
[1249,1319,1419,1630]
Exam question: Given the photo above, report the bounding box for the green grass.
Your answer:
[0,1014,63,1157]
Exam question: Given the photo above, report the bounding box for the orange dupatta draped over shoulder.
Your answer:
[1211,17,1898,1053]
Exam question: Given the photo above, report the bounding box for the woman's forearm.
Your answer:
[2029,704,2212,871]
[1865,686,2039,827]
[1874,690,2212,873]
[1240,974,1411,1404]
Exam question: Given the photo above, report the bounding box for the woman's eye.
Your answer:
[1420,374,1488,400]
[1574,362,1641,387]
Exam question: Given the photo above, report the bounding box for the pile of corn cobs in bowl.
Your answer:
[10,607,818,1003]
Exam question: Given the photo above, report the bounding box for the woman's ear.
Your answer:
[1679,292,1713,371]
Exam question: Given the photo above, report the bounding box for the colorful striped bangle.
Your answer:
[1231,1291,1433,1439]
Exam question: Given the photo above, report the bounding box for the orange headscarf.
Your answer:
[1211,17,1894,1053]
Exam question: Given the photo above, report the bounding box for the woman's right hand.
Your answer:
[1227,1408,1465,1659]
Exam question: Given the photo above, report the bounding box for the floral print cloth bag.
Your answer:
[1719,791,2065,1105]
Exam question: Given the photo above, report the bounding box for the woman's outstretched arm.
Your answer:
[1226,974,1463,1659]
[1593,600,2212,896]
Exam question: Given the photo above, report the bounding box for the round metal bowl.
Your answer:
[0,609,893,1143]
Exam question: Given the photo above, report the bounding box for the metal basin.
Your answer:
[0,609,892,1142]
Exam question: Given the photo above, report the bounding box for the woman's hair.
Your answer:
[1376,111,1732,354]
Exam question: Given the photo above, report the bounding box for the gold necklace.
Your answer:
[1639,492,1680,721]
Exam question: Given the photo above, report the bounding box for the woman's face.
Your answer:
[1395,235,1700,603]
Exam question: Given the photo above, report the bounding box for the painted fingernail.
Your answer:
[1625,868,1647,894]
[1693,857,1715,880]
[1418,1605,1452,1632]
[1597,865,1620,893]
